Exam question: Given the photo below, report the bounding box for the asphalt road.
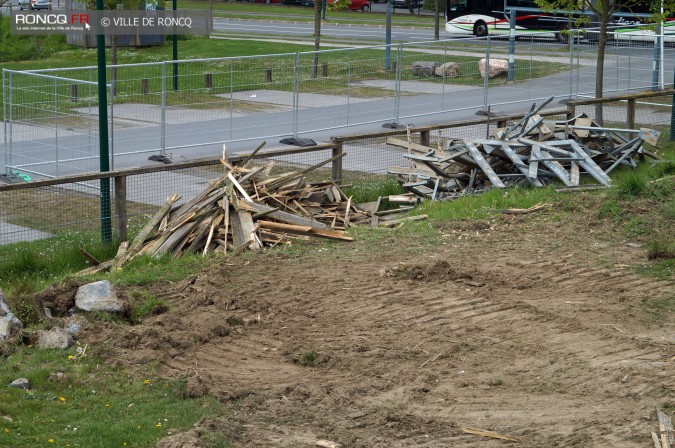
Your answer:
[213,17,438,41]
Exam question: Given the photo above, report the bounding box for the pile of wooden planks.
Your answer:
[103,146,370,270]
[388,98,661,201]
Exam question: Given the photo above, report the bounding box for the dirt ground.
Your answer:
[82,210,673,447]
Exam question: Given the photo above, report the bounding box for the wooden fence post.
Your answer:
[141,78,149,95]
[322,63,328,78]
[419,130,430,147]
[114,175,128,243]
[265,68,273,83]
[70,84,78,102]
[566,103,576,121]
[627,98,636,129]
[332,143,343,184]
[204,73,213,89]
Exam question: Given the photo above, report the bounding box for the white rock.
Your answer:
[35,328,73,350]
[478,58,508,79]
[0,287,23,341]
[75,281,125,313]
[434,62,460,78]
[9,378,30,390]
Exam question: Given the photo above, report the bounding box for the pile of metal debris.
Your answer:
[388,98,661,200]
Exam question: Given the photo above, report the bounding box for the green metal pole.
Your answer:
[173,0,178,91]
[97,0,112,243]
[671,63,675,141]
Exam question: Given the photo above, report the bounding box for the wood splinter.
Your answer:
[462,427,522,443]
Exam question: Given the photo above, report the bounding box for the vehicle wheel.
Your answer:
[473,20,488,38]
[362,3,369,11]
[555,23,569,43]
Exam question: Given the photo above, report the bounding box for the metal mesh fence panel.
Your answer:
[165,54,298,150]
[397,39,488,118]
[574,26,672,99]
[296,46,398,132]
[3,70,107,179]
[0,183,104,245]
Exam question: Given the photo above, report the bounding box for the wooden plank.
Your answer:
[658,409,674,448]
[344,196,352,228]
[555,185,609,192]
[388,194,419,204]
[151,221,199,257]
[257,220,353,241]
[242,200,328,229]
[462,427,521,443]
[79,248,101,267]
[375,206,414,217]
[73,260,114,277]
[464,142,506,188]
[114,193,180,268]
[236,141,266,168]
[262,152,347,191]
[388,165,436,177]
[378,214,428,227]
[573,117,592,137]
[570,161,580,186]
[354,201,379,214]
[386,137,437,154]
[652,432,663,448]
[230,210,261,250]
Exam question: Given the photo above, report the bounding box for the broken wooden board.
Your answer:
[462,427,521,443]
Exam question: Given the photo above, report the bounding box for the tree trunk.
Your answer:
[594,4,609,124]
[312,0,322,78]
[434,0,440,40]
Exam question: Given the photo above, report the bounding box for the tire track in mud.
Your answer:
[303,258,674,446]
[156,254,672,447]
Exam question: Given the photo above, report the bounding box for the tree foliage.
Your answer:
[534,0,675,123]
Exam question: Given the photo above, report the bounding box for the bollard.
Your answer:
[265,68,273,83]
[70,84,78,102]
[322,63,328,78]
[204,73,213,89]
[141,78,149,95]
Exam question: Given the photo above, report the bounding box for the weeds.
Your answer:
[129,290,169,324]
[299,351,319,366]
[614,171,648,198]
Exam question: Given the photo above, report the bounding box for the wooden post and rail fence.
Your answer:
[1,89,673,243]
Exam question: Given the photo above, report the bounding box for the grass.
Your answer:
[0,348,229,447]
[128,290,170,324]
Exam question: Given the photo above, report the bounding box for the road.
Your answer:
[213,17,438,41]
